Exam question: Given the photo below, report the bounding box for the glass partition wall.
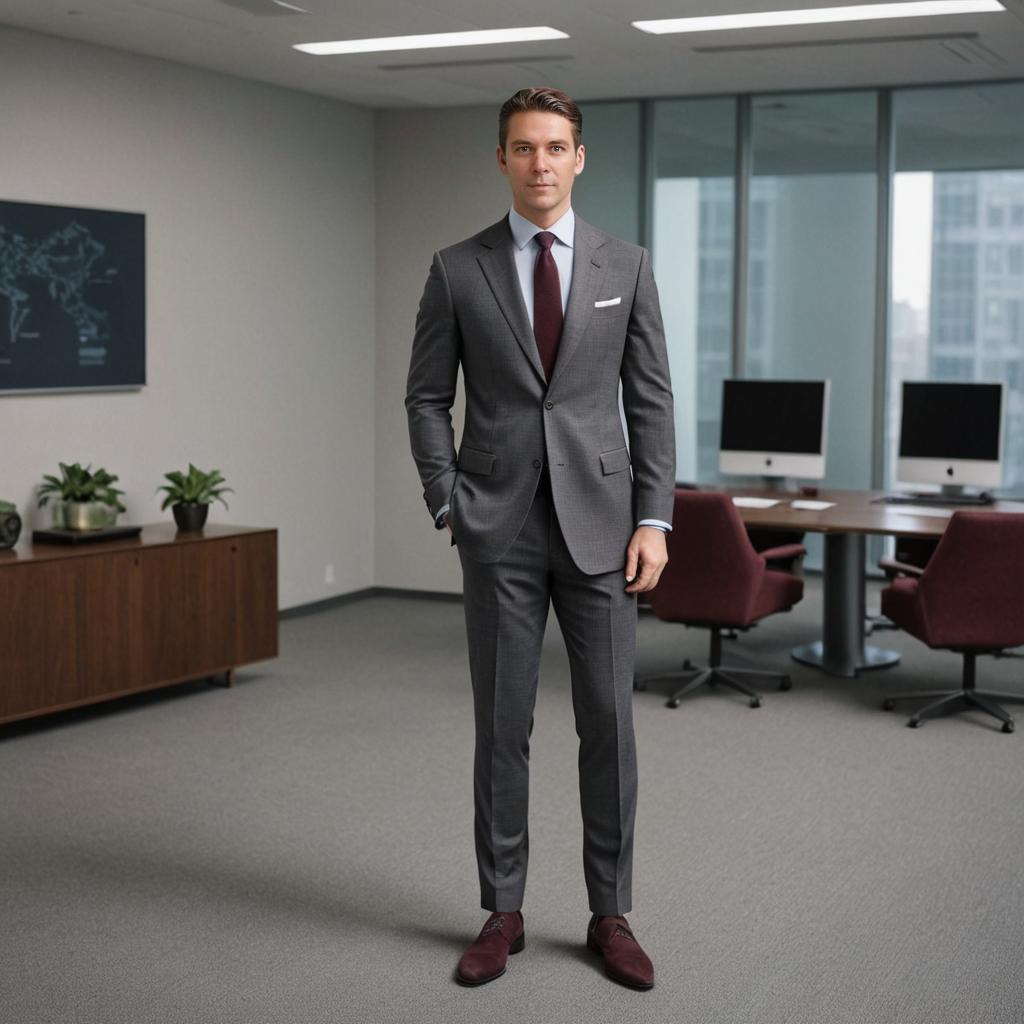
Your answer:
[748,91,878,498]
[889,83,1024,494]
[651,99,736,485]
[572,101,644,246]
[578,81,1024,550]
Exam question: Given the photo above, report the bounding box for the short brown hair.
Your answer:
[498,88,583,151]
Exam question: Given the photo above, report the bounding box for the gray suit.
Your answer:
[406,214,674,915]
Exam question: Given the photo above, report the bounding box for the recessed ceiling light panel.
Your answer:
[633,1,1005,35]
[294,26,569,56]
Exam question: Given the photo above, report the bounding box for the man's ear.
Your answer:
[575,144,586,177]
[496,145,509,176]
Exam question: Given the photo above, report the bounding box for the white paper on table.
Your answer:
[789,500,835,511]
[731,497,781,509]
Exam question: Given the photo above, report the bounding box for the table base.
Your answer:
[792,640,900,678]
[790,531,901,678]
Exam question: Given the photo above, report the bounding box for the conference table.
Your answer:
[725,487,1024,678]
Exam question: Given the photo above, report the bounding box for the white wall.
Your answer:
[374,105,507,594]
[0,28,376,609]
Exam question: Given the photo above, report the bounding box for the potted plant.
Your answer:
[37,462,126,530]
[157,464,232,531]
[0,500,21,549]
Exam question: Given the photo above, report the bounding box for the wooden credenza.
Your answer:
[0,524,278,725]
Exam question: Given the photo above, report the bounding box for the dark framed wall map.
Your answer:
[0,199,145,393]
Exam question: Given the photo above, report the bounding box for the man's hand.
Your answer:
[624,526,668,594]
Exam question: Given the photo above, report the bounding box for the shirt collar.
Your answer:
[509,206,575,252]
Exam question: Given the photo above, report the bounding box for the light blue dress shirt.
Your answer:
[438,207,670,535]
[508,206,575,320]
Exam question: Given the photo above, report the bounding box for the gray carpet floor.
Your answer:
[2,579,1024,1024]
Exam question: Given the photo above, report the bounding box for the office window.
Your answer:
[1009,299,1023,341]
[573,101,643,245]
[651,97,737,484]
[934,356,975,378]
[746,91,878,497]
[937,189,978,228]
[890,83,1024,491]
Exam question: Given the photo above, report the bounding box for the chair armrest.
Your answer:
[878,555,925,578]
[758,544,807,563]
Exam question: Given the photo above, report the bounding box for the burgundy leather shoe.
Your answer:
[455,911,525,986]
[586,914,654,990]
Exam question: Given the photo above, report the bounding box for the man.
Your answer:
[405,87,675,991]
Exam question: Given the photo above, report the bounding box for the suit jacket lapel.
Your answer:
[476,217,546,385]
[547,218,609,392]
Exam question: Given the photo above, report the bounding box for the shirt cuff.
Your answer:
[637,519,671,532]
[434,504,450,529]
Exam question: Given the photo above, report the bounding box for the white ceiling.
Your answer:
[1,0,1023,108]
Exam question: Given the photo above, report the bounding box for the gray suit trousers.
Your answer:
[458,471,639,916]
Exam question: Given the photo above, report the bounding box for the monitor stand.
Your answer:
[760,476,799,494]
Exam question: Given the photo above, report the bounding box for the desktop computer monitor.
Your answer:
[896,380,1004,490]
[719,379,831,479]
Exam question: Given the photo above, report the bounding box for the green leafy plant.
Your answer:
[156,464,232,510]
[37,462,126,512]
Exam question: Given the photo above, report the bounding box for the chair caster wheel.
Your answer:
[666,699,680,709]
[1003,720,1015,734]
[882,699,895,711]
[749,697,762,709]
[907,717,921,728]
[779,676,792,691]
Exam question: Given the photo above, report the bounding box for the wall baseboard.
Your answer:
[279,585,462,620]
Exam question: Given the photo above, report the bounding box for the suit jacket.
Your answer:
[406,214,675,575]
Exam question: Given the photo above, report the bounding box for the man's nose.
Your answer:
[530,151,549,173]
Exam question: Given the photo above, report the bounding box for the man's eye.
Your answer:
[516,146,530,153]
[552,146,564,152]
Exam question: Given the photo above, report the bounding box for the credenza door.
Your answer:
[0,551,142,719]
[141,539,237,684]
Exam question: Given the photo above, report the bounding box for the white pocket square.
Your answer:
[594,296,621,308]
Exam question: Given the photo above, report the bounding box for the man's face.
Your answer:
[497,110,585,228]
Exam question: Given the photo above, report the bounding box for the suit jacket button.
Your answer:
[533,459,542,469]
[544,401,554,409]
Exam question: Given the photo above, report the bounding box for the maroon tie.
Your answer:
[533,231,563,381]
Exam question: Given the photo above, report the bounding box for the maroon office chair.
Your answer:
[866,535,939,635]
[636,490,805,709]
[881,510,1024,732]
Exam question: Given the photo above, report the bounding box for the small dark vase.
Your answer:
[0,510,22,550]
[172,503,209,531]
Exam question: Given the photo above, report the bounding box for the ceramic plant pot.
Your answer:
[172,503,209,531]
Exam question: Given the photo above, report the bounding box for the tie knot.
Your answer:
[535,231,556,253]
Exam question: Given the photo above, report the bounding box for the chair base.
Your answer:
[634,627,792,710]
[883,689,1015,732]
[882,651,1018,732]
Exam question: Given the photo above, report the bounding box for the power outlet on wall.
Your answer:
[324,563,335,585]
